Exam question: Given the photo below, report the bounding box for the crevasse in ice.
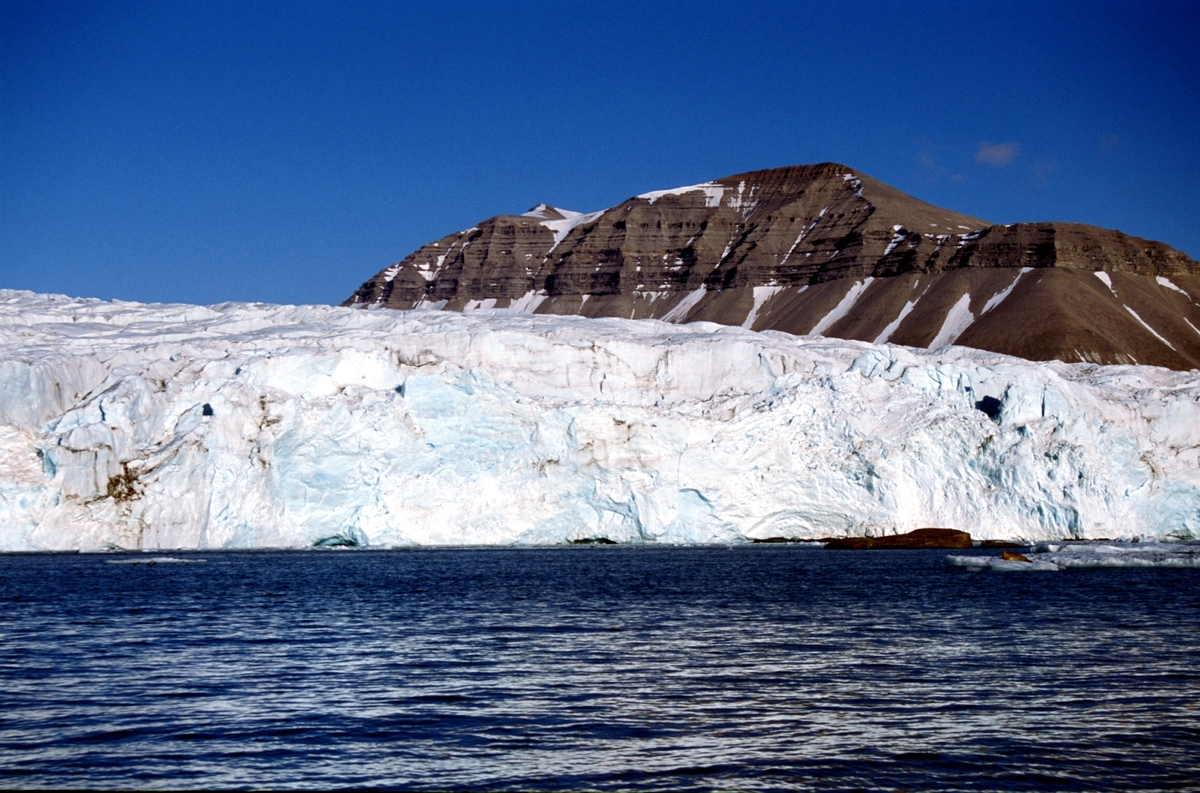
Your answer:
[0,289,1197,550]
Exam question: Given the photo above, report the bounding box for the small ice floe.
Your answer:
[105,557,206,565]
[948,540,1200,571]
[947,554,1059,571]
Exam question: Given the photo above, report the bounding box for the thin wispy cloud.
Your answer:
[975,141,1020,167]
[914,148,964,183]
[1029,157,1060,186]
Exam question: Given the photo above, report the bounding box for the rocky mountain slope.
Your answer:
[346,163,1200,370]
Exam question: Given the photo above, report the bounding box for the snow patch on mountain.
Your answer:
[1,289,1197,551]
[928,294,975,349]
[742,286,784,329]
[1124,306,1176,351]
[874,300,918,345]
[883,226,907,257]
[662,289,708,323]
[981,268,1032,314]
[809,278,874,336]
[540,210,604,253]
[638,182,726,208]
[1156,276,1190,299]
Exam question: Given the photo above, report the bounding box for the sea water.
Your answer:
[1,546,1197,791]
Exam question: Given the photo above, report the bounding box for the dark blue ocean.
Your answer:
[1,546,1197,791]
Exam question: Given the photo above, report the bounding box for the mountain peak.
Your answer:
[520,204,580,221]
[346,164,1200,370]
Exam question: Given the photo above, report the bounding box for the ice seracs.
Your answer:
[1,289,1198,551]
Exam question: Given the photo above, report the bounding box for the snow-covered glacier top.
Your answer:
[0,289,1197,551]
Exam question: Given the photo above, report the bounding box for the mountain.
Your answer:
[345,163,1200,370]
[2,290,1197,550]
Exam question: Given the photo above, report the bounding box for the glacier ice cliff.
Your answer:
[0,289,1197,550]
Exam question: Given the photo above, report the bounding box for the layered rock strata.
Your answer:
[346,164,1200,370]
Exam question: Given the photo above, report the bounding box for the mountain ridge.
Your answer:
[346,163,1200,370]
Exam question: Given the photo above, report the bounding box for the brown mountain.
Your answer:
[345,163,1200,370]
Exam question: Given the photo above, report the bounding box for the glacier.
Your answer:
[0,289,1198,551]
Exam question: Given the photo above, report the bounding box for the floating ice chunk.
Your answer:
[950,540,1200,571]
[1073,541,1200,567]
[946,555,1060,571]
[106,557,207,564]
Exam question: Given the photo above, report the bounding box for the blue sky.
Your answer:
[2,1,1197,306]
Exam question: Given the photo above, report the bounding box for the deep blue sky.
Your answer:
[3,1,1198,307]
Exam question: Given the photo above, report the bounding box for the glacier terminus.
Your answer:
[0,289,1197,551]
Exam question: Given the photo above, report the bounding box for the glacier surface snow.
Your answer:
[0,289,1198,551]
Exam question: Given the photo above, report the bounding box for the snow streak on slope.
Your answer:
[662,288,707,323]
[742,286,784,329]
[0,290,1197,551]
[875,300,919,345]
[1157,276,1192,299]
[981,268,1032,314]
[809,279,874,336]
[1124,306,1176,351]
[928,294,975,349]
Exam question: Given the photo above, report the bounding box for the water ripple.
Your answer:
[0,547,1197,790]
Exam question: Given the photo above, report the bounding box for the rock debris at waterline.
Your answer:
[1,289,1198,551]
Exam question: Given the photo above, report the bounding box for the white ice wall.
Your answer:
[1,289,1197,550]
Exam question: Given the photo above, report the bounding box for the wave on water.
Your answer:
[104,557,207,565]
